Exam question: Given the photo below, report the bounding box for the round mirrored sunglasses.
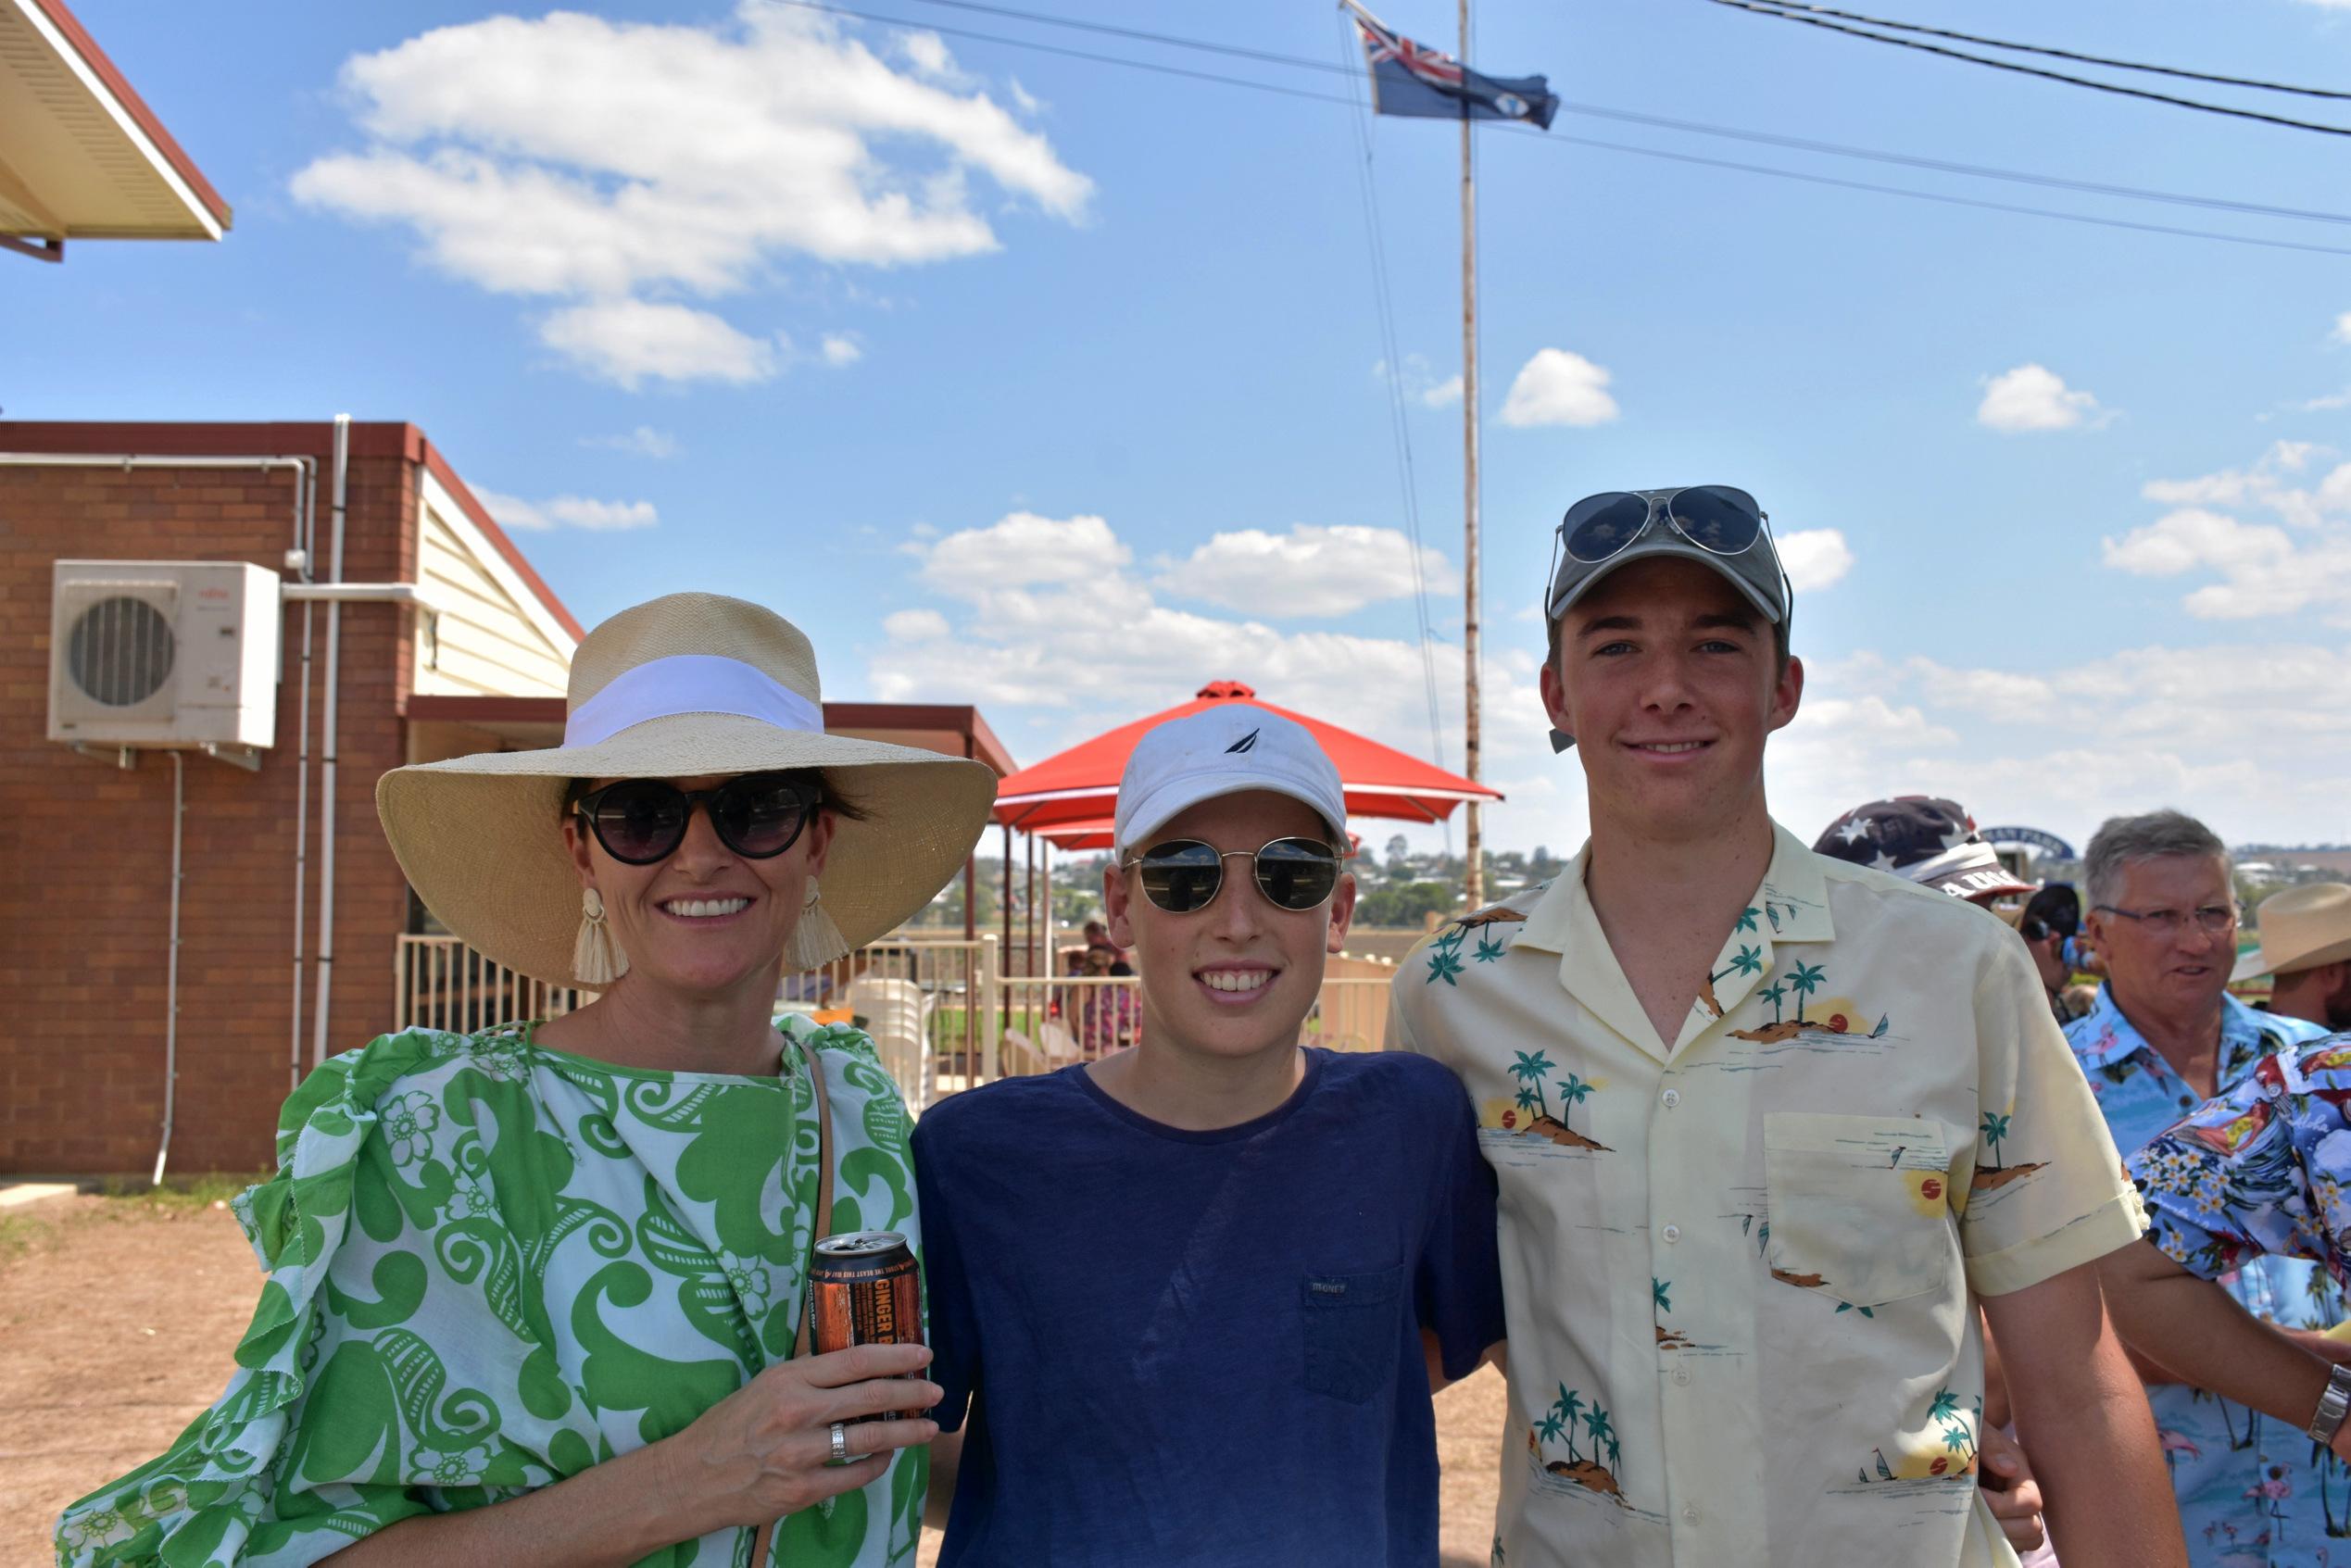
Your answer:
[1122,836,1341,915]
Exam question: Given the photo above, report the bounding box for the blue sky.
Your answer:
[19,0,2351,854]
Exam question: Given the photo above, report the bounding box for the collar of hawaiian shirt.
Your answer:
[2072,981,2324,1077]
[1515,822,1836,1061]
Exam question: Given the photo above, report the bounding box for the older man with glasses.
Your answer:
[2066,809,2343,1566]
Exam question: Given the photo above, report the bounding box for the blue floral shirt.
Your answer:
[2068,989,2335,1566]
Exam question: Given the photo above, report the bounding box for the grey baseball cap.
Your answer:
[1545,485,1789,627]
[1544,486,1792,752]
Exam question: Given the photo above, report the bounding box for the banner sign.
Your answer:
[1980,826,2077,861]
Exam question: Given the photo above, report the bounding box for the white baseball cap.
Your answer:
[1113,707,1350,852]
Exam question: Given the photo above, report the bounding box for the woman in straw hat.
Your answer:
[57,594,997,1568]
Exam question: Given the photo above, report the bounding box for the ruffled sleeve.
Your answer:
[55,1028,471,1568]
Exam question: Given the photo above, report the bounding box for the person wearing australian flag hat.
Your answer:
[57,593,995,1568]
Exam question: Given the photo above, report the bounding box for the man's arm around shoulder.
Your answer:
[1980,1259,2185,1568]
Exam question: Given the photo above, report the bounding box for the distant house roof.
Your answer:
[0,0,233,250]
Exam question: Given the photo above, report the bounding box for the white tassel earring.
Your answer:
[783,878,849,972]
[573,886,628,985]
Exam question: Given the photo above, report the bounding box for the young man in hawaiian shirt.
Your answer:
[2064,809,2342,1566]
[1389,485,2182,1568]
[2099,1034,2351,1560]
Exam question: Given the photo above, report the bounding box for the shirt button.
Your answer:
[2178,1096,2194,1110]
[1661,1087,1681,1109]
[1673,1368,1691,1386]
[1661,1223,1681,1244]
[1682,1504,1701,1523]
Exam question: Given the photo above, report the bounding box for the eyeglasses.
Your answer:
[573,773,822,865]
[1120,837,1342,915]
[2093,902,2239,937]
[1557,485,1767,565]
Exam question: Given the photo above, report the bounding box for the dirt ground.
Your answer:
[4,1191,1506,1568]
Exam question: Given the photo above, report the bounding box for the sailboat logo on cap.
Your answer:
[1226,729,1261,754]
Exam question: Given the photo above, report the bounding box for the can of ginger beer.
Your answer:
[808,1230,923,1422]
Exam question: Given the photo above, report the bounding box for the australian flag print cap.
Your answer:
[1114,707,1350,852]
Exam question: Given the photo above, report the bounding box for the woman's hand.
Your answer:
[668,1343,941,1531]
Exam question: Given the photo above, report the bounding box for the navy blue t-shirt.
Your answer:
[911,1047,1505,1567]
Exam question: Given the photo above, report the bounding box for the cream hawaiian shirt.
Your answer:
[1390,824,2144,1568]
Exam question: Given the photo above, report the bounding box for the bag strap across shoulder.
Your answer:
[792,1034,836,1361]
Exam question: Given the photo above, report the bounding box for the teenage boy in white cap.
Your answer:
[912,707,1506,1566]
[1389,485,2181,1566]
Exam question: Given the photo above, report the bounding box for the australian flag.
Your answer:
[1346,1,1557,129]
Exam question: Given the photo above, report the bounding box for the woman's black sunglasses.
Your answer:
[1121,837,1341,915]
[573,773,822,865]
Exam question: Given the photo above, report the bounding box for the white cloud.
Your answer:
[2334,310,2351,344]
[2109,443,2351,622]
[820,332,863,366]
[1497,348,1619,428]
[1771,645,2351,848]
[291,5,1088,386]
[916,511,1130,596]
[472,488,657,533]
[471,488,549,532]
[1371,355,1462,409]
[2102,508,2294,581]
[893,29,965,84]
[581,425,680,458]
[543,495,659,531]
[1976,363,2100,433]
[857,508,2351,855]
[1152,523,1461,619]
[539,299,780,388]
[1776,528,1854,593]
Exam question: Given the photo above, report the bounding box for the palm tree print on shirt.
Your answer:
[1530,1384,1624,1499]
[1973,1108,2046,1192]
[1709,945,1765,985]
[1502,1053,1612,1153]
[1785,960,1826,1022]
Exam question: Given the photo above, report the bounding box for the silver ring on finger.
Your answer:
[828,1421,852,1465]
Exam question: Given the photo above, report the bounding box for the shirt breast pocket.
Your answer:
[1765,1113,1952,1311]
[1301,1264,1404,1404]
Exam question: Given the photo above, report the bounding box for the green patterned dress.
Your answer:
[55,1014,926,1568]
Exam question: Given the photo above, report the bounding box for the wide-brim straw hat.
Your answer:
[2232,882,2351,984]
[377,592,998,988]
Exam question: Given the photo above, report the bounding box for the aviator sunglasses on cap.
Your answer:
[573,772,822,865]
[1122,836,1342,915]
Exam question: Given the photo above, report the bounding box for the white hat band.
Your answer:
[563,654,823,749]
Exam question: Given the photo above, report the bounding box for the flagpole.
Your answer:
[1458,0,1484,912]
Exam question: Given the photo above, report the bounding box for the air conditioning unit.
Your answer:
[47,561,280,749]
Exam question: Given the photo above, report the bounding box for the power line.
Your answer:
[1706,0,2351,138]
[1504,125,2351,258]
[865,0,2351,228]
[769,0,2351,256]
[1736,0,2351,102]
[1555,102,2351,229]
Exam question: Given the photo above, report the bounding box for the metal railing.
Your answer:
[392,935,1402,1110]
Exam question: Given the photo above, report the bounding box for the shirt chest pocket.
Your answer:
[1765,1113,1954,1311]
[1301,1264,1404,1404]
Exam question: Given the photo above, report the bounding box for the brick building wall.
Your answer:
[0,424,442,1174]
